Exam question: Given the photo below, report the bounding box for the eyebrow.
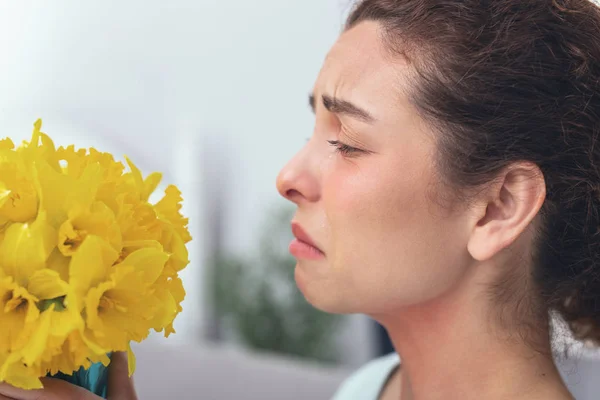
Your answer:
[309,93,375,123]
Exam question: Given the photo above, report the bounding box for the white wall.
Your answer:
[0,0,375,367]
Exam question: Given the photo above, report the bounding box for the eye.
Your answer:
[327,140,363,156]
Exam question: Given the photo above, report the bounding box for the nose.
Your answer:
[276,147,321,205]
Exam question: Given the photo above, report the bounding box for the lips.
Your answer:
[291,223,321,250]
[289,222,325,260]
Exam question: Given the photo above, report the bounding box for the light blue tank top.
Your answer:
[331,353,401,400]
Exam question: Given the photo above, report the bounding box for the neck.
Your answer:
[372,267,572,400]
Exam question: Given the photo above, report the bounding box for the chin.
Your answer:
[294,266,354,314]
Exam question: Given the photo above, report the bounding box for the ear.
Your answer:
[467,163,546,261]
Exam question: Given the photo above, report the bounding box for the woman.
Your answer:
[2,0,599,399]
[277,0,600,398]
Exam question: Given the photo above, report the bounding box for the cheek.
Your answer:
[321,157,469,311]
[324,160,427,260]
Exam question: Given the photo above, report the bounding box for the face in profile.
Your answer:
[276,21,476,316]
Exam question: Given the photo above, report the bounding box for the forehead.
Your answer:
[314,21,409,116]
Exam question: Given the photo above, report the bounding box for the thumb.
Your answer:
[107,352,138,400]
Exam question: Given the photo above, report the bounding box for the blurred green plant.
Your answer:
[210,205,340,363]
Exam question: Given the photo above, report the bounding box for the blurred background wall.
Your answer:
[0,0,380,369]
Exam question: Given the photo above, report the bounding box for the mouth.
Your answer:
[289,222,325,260]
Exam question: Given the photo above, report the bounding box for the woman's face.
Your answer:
[276,21,474,315]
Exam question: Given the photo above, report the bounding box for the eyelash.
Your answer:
[327,140,362,156]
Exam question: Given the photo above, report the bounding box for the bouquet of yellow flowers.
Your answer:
[0,120,190,396]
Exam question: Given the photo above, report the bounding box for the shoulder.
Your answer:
[331,353,400,400]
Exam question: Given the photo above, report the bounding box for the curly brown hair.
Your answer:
[346,0,600,347]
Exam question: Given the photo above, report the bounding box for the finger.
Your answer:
[0,378,101,400]
[107,352,137,400]
[0,382,46,400]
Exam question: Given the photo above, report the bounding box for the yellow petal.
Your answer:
[27,269,68,300]
[78,329,110,359]
[21,304,54,366]
[42,340,79,376]
[154,185,191,243]
[114,239,162,267]
[166,228,190,273]
[170,275,186,308]
[125,157,145,196]
[0,213,56,284]
[150,284,177,332]
[13,287,40,324]
[31,161,70,226]
[0,183,10,210]
[33,160,103,228]
[56,145,85,178]
[0,162,38,224]
[19,119,60,172]
[142,172,162,202]
[0,138,14,150]
[121,240,163,250]
[84,279,133,352]
[164,276,185,338]
[0,351,43,390]
[70,235,119,299]
[58,201,122,256]
[116,247,169,286]
[49,295,82,338]
[56,218,80,256]
[84,279,114,333]
[85,264,157,351]
[46,248,70,283]
[127,342,136,377]
[34,298,82,346]
[0,276,41,354]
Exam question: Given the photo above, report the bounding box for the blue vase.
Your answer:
[49,356,110,398]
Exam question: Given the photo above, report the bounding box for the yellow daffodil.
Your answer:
[58,201,122,256]
[22,284,84,366]
[70,235,168,356]
[0,267,80,385]
[116,194,162,243]
[0,275,40,353]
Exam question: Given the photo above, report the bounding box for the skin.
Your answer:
[276,21,574,400]
[0,352,137,400]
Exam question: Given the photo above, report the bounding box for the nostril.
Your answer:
[286,188,302,200]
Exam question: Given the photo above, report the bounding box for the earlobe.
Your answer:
[467,164,546,262]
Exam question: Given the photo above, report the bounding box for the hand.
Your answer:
[0,352,138,400]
